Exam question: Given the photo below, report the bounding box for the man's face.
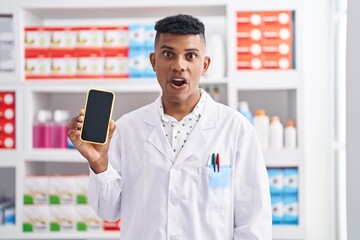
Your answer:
[150,33,210,107]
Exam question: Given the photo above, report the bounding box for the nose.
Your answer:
[171,56,186,72]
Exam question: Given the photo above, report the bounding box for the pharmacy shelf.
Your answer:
[264,149,303,167]
[231,74,301,90]
[0,0,306,239]
[25,78,227,92]
[273,225,305,239]
[25,80,162,93]
[8,0,228,11]
[0,226,18,237]
[1,231,120,240]
[0,74,19,83]
[24,149,85,162]
[0,154,18,167]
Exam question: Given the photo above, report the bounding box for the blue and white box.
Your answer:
[284,168,298,195]
[129,47,146,78]
[267,168,284,195]
[284,194,298,225]
[142,47,156,78]
[128,25,145,48]
[144,25,156,48]
[271,194,284,225]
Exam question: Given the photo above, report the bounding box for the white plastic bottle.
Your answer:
[205,33,225,78]
[284,120,297,149]
[253,109,270,150]
[238,101,253,124]
[270,116,284,149]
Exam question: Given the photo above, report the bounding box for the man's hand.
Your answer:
[67,109,116,174]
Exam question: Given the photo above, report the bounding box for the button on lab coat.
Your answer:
[88,94,272,240]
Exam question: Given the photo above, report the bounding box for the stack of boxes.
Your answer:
[24,24,156,79]
[0,92,15,149]
[268,168,299,225]
[23,175,120,233]
[236,11,294,70]
[0,15,15,74]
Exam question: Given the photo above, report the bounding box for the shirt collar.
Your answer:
[158,88,208,122]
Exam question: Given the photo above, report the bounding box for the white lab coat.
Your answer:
[88,93,272,240]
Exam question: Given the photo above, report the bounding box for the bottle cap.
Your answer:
[287,120,295,127]
[255,109,266,116]
[54,110,70,123]
[271,116,280,123]
[37,110,52,123]
[53,110,63,123]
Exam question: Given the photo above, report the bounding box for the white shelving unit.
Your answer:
[0,0,305,239]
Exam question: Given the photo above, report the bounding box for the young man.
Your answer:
[68,14,272,239]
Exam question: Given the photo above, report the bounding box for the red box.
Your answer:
[103,220,121,231]
[0,92,15,149]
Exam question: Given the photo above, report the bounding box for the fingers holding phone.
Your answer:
[67,109,85,146]
[67,89,116,173]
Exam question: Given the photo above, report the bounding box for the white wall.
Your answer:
[346,0,360,239]
[302,0,333,238]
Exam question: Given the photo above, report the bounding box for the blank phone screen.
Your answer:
[81,89,114,144]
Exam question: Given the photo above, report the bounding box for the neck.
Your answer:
[162,91,201,121]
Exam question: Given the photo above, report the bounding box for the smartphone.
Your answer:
[80,89,115,145]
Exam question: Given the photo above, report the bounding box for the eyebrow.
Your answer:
[160,45,200,52]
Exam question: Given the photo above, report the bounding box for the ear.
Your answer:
[150,52,156,71]
[202,56,211,76]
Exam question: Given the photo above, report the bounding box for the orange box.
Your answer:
[236,12,263,27]
[236,10,294,71]
[237,41,263,56]
[263,54,292,69]
[261,11,292,26]
[262,26,293,41]
[237,26,263,42]
[237,54,264,70]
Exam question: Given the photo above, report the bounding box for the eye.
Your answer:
[163,51,173,58]
[186,52,197,60]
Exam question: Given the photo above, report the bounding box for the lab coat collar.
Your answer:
[144,92,217,164]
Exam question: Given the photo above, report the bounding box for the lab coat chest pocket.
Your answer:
[198,165,232,210]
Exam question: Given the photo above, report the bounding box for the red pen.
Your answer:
[216,153,220,172]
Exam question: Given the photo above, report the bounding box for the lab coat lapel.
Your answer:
[144,100,175,162]
[174,97,217,166]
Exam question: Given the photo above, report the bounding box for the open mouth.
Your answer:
[170,76,187,87]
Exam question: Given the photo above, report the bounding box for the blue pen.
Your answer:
[211,153,216,172]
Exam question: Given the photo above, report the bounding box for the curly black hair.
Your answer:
[154,14,206,45]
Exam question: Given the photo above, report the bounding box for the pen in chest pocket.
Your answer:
[216,153,220,172]
[210,153,221,172]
